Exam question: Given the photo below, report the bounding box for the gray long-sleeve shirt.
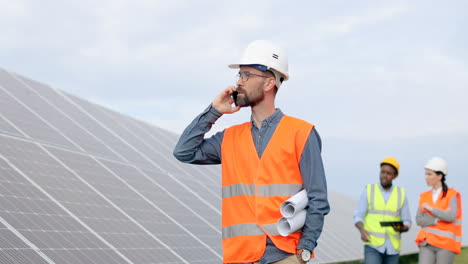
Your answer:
[416,194,459,227]
[173,104,330,264]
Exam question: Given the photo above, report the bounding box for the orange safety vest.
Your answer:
[415,188,463,254]
[220,115,313,263]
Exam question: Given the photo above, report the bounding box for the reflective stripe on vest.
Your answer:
[221,115,313,263]
[221,222,282,239]
[364,184,404,251]
[415,188,463,254]
[422,227,462,242]
[222,223,264,239]
[223,183,304,198]
[368,231,386,238]
[367,230,401,240]
[260,223,281,236]
[367,210,401,217]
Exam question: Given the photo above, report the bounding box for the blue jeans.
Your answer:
[364,245,399,264]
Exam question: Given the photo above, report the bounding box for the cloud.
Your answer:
[70,3,269,69]
[315,3,408,36]
[1,0,467,141]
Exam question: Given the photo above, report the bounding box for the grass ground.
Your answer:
[333,247,467,264]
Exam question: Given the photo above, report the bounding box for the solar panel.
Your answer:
[0,67,221,263]
[0,67,421,263]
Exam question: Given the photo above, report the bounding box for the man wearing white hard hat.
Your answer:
[415,157,463,263]
[174,40,329,263]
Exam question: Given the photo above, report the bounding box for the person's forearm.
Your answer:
[353,188,369,231]
[355,221,365,232]
[416,208,437,226]
[418,214,437,226]
[297,129,330,251]
[431,196,458,222]
[400,196,412,229]
[173,104,223,164]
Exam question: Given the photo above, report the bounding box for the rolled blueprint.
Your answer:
[277,209,307,236]
[280,189,308,218]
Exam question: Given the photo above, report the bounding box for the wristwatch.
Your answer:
[300,249,312,262]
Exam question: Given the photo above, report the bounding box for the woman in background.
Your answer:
[415,157,462,264]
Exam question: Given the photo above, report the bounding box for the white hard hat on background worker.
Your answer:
[228,40,289,89]
[424,157,448,175]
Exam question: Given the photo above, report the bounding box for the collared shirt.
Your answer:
[353,184,412,255]
[432,187,442,203]
[173,104,330,264]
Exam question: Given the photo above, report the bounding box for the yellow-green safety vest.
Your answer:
[364,184,405,251]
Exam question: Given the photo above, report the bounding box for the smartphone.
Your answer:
[232,91,238,106]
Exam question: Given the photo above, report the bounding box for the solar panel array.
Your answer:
[0,67,419,264]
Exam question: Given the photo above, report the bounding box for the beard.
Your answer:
[236,85,265,107]
[380,181,393,189]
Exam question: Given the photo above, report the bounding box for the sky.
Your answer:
[1,0,467,140]
[1,0,468,242]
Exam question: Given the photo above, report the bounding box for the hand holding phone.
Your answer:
[212,86,241,114]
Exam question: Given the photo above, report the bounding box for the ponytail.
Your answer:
[440,173,448,198]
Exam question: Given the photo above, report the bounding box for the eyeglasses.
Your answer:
[236,71,271,82]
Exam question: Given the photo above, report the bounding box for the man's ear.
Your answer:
[264,77,276,92]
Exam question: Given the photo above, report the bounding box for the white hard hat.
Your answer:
[229,40,289,88]
[424,157,448,176]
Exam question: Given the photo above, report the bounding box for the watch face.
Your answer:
[301,250,311,261]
